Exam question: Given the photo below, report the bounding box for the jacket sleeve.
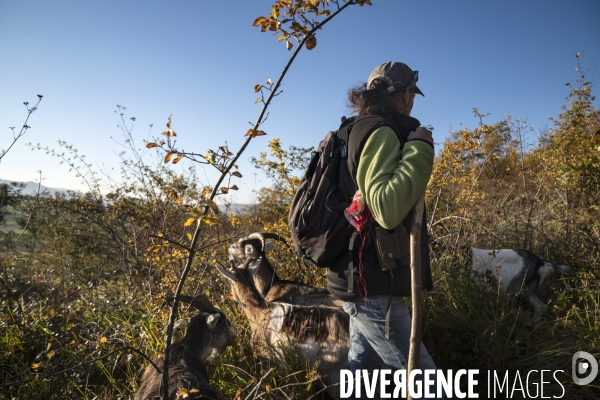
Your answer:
[356,126,434,229]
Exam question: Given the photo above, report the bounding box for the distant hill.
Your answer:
[219,203,255,215]
[0,179,70,196]
[1,179,255,215]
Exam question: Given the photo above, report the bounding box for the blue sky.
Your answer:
[1,0,599,203]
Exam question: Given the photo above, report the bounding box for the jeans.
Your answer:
[342,295,443,400]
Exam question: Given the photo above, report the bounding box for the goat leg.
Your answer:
[527,294,546,320]
[408,194,425,400]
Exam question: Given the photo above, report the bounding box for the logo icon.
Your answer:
[572,351,598,385]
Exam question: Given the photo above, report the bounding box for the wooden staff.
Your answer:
[407,193,425,400]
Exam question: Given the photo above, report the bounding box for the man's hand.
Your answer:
[407,126,433,146]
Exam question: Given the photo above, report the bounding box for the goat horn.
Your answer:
[244,232,266,252]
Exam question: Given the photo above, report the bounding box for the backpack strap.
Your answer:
[347,231,357,292]
[346,115,405,182]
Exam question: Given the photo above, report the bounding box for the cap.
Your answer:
[367,61,424,96]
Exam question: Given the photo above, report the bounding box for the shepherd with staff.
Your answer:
[325,61,442,399]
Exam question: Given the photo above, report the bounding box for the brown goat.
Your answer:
[228,232,341,306]
[134,295,236,400]
[216,259,349,398]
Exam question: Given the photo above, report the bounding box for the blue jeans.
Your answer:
[342,295,443,399]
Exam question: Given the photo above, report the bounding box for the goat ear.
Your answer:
[264,241,275,253]
[206,313,221,328]
[172,318,190,332]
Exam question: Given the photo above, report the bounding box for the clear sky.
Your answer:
[2,0,599,203]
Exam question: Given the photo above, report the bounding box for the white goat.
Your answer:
[470,248,570,319]
[228,232,341,307]
[135,295,237,400]
[216,259,349,398]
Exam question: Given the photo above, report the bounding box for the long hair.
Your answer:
[347,79,408,117]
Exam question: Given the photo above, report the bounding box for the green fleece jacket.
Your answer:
[356,126,434,229]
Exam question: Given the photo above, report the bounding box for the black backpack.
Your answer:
[288,115,397,267]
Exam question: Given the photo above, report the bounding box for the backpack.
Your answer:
[288,115,397,267]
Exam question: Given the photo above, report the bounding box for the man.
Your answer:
[326,61,440,398]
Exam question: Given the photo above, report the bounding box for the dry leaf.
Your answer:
[230,185,239,190]
[254,84,263,92]
[146,142,159,148]
[266,78,272,85]
[286,40,293,51]
[220,187,229,194]
[305,35,317,50]
[204,198,219,212]
[252,16,267,27]
[164,152,175,163]
[173,154,184,164]
[232,171,242,178]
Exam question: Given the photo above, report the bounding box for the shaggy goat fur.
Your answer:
[216,259,349,398]
[135,297,236,400]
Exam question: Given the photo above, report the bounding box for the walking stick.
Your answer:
[407,193,425,400]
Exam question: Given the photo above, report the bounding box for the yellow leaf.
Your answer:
[252,16,267,27]
[201,188,212,198]
[265,384,271,394]
[225,293,234,301]
[220,187,229,194]
[189,389,200,394]
[185,218,197,227]
[254,84,263,92]
[200,214,220,227]
[100,337,107,344]
[232,171,242,178]
[176,388,189,399]
[286,40,293,51]
[32,362,43,369]
[173,154,184,164]
[266,78,272,85]
[186,233,192,241]
[230,185,239,190]
[305,35,317,50]
[277,35,286,42]
[165,152,175,163]
[205,290,211,297]
[146,142,159,148]
[166,115,172,129]
[255,97,262,104]
[47,350,55,359]
[47,343,52,350]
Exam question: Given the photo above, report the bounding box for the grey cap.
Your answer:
[367,61,424,96]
